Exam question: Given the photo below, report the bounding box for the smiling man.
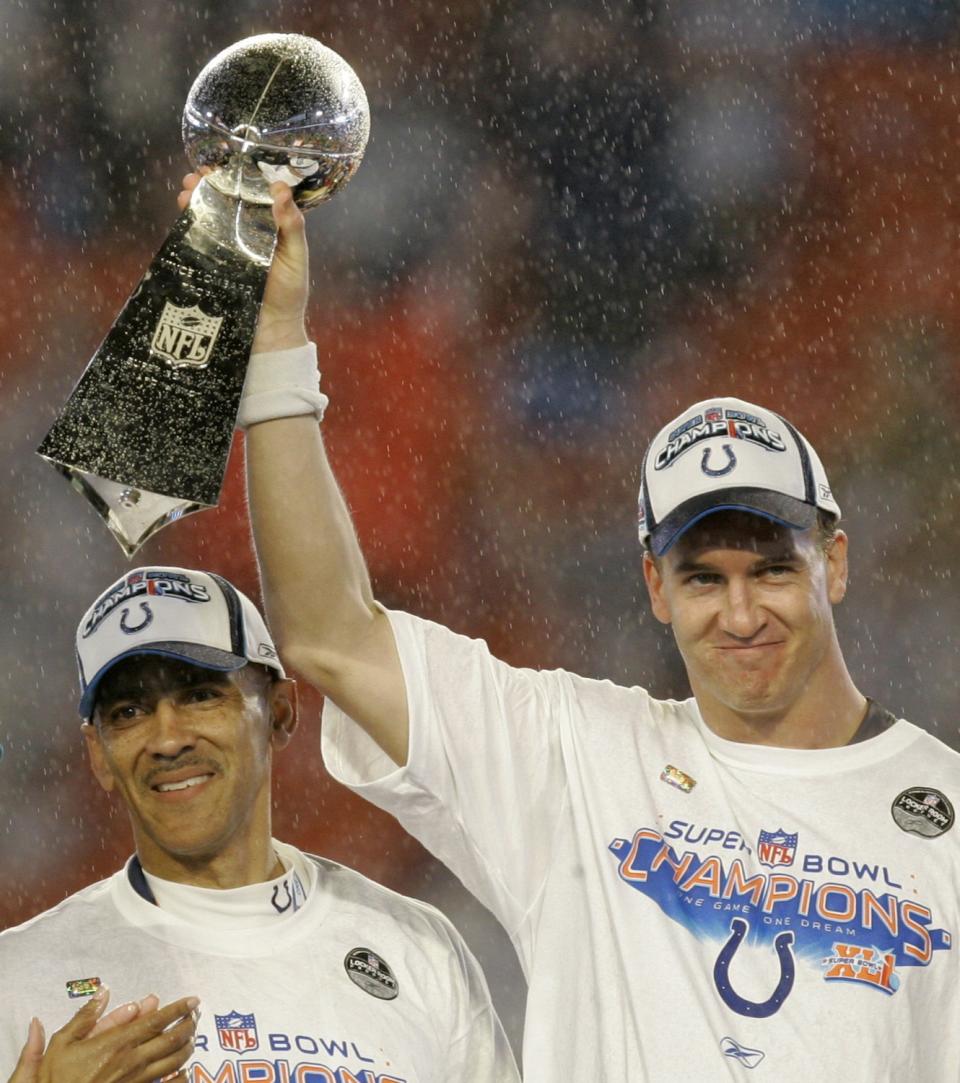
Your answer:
[171,172,960,1078]
[240,262,960,1077]
[644,509,857,747]
[0,567,518,1083]
[253,387,960,1074]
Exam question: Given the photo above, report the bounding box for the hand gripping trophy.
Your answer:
[38,34,369,555]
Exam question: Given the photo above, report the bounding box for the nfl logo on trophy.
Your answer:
[151,303,224,368]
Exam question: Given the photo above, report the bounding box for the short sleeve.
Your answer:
[322,609,570,936]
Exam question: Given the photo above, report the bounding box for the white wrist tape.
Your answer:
[237,342,329,429]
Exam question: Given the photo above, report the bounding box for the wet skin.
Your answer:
[643,511,865,748]
[82,657,296,887]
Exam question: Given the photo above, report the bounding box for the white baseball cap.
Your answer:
[76,566,285,720]
[638,397,841,556]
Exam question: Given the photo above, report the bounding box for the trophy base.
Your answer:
[50,463,207,557]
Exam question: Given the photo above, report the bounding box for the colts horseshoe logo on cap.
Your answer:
[701,445,737,477]
[119,603,153,634]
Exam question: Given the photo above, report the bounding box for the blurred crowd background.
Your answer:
[3,0,960,1053]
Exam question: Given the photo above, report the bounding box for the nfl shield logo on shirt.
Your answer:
[757,829,798,868]
[215,1010,259,1052]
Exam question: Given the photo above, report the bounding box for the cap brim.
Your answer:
[649,488,819,557]
[78,641,248,720]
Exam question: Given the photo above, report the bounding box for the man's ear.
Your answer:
[268,678,299,750]
[642,552,672,625]
[81,722,116,793]
[825,529,850,605]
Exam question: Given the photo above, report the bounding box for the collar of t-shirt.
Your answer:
[132,840,315,928]
[694,699,922,776]
[848,698,897,743]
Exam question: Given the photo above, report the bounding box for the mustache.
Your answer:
[143,755,222,788]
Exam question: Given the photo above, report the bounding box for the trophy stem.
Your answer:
[187,179,277,266]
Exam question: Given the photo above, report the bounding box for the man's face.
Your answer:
[82,657,294,871]
[643,512,848,723]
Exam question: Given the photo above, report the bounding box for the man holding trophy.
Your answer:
[233,72,960,1083]
[6,34,518,1083]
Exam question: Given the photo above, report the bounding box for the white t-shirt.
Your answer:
[0,840,518,1083]
[323,610,960,1081]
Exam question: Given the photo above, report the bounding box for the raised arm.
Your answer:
[178,175,409,765]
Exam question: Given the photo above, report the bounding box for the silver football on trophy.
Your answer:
[182,33,370,211]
